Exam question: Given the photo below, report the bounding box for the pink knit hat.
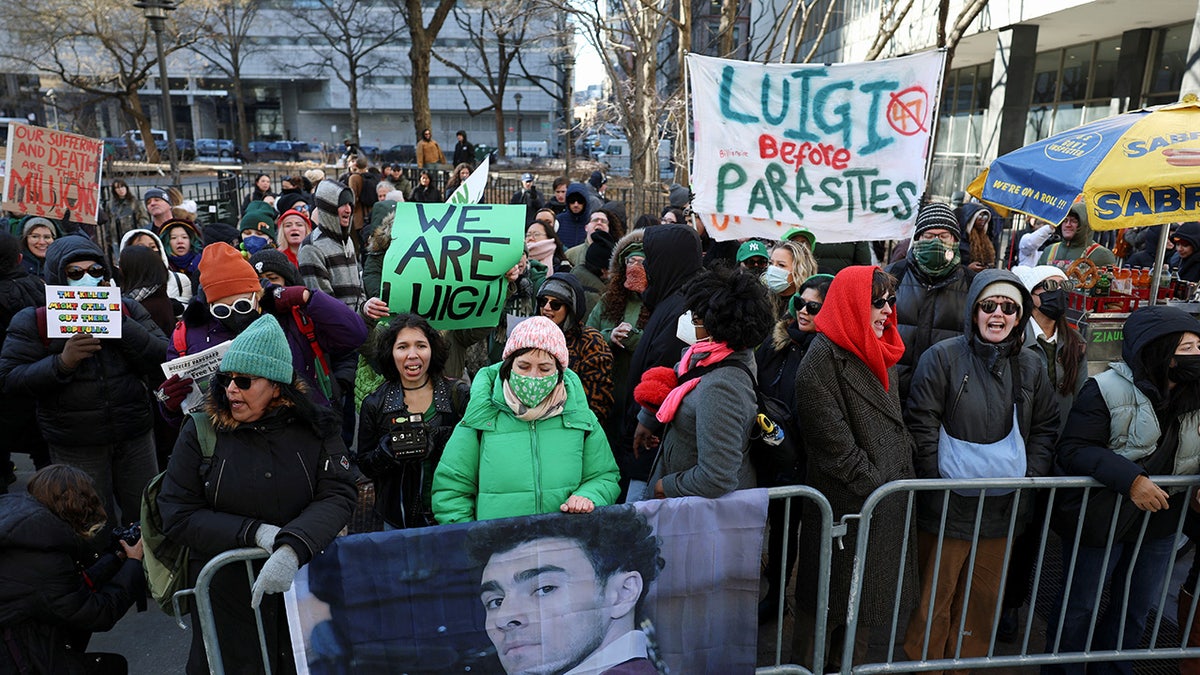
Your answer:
[503,316,569,369]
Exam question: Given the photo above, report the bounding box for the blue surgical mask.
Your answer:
[762,265,792,294]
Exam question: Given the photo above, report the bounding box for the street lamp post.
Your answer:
[135,0,180,187]
[45,89,59,130]
[514,92,523,159]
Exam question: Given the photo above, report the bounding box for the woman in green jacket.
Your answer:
[432,316,620,523]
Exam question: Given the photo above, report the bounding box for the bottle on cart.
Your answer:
[1095,269,1111,297]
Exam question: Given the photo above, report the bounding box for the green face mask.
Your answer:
[911,238,960,278]
[509,372,559,408]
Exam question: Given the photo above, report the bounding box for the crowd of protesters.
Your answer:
[2,147,1200,675]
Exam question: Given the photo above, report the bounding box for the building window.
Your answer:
[1146,23,1190,105]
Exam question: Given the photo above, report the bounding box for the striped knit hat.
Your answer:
[314,179,354,232]
[502,316,569,369]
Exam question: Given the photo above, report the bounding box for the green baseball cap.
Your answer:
[736,239,769,262]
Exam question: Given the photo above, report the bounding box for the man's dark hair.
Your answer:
[467,506,665,608]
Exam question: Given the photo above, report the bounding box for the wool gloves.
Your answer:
[250,545,299,609]
[253,523,281,552]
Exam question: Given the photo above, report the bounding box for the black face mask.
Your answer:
[1036,288,1067,321]
[1170,354,1200,383]
[218,311,260,335]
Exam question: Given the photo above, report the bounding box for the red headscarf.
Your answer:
[813,265,906,390]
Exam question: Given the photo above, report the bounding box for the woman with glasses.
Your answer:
[755,273,831,621]
[156,243,367,417]
[902,269,1058,664]
[535,274,613,421]
[524,209,571,274]
[0,235,168,534]
[791,265,915,669]
[432,316,619,523]
[18,216,57,279]
[158,315,356,674]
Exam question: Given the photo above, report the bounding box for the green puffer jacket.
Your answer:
[431,362,620,523]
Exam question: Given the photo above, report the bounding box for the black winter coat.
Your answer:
[905,270,1060,540]
[357,377,470,528]
[0,269,45,434]
[884,258,976,403]
[158,405,356,567]
[0,495,144,674]
[619,225,702,482]
[0,301,167,446]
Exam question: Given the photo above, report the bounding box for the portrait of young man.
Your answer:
[466,506,665,675]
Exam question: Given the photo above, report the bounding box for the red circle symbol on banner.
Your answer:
[887,87,930,136]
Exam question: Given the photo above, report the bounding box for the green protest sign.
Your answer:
[382,202,525,329]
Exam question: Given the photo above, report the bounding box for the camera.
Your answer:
[388,413,429,461]
[111,522,141,550]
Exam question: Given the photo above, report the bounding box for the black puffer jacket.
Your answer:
[905,269,1059,540]
[0,267,45,434]
[0,495,144,674]
[619,225,703,482]
[885,257,975,403]
[357,377,470,528]
[158,404,356,567]
[1054,306,1200,546]
[0,236,168,445]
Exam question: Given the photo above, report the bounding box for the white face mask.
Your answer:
[676,310,698,345]
[762,265,791,294]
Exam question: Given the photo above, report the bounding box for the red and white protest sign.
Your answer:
[2,123,103,225]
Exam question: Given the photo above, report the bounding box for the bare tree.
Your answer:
[400,0,457,139]
[297,0,407,144]
[432,0,556,157]
[190,0,261,151]
[563,0,677,216]
[0,0,205,163]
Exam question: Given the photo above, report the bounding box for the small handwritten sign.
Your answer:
[44,285,123,339]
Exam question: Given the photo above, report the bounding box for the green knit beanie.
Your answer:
[239,201,278,240]
[219,315,293,384]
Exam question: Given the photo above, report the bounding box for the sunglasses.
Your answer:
[871,295,897,309]
[977,299,1020,316]
[65,264,106,281]
[1035,278,1074,293]
[538,297,565,312]
[796,300,822,315]
[215,372,258,390]
[209,296,257,320]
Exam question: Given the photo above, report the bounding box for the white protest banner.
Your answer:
[446,155,490,205]
[44,285,123,339]
[688,50,945,242]
[3,123,104,225]
[160,341,232,413]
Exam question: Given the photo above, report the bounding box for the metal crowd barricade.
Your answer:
[757,485,837,675]
[842,475,1200,675]
[174,547,271,675]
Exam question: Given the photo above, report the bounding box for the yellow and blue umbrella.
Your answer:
[967,96,1200,231]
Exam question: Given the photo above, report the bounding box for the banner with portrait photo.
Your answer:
[380,202,525,330]
[688,51,945,242]
[285,490,769,674]
[2,122,104,225]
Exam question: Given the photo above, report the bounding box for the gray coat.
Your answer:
[905,269,1059,540]
[794,334,918,627]
[645,348,758,498]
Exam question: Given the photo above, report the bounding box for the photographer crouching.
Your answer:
[0,465,146,674]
